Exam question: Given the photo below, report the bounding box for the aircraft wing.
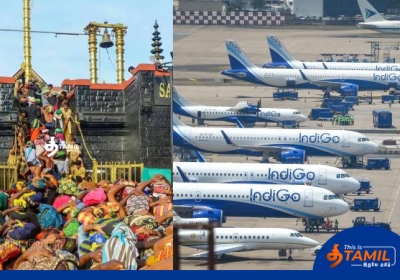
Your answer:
[220,130,297,153]
[299,70,345,89]
[188,244,248,258]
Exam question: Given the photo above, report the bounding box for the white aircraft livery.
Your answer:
[179,227,319,258]
[173,210,210,226]
[221,39,400,94]
[357,0,400,34]
[173,162,361,195]
[173,86,308,127]
[173,114,379,161]
[265,35,400,71]
[174,182,350,219]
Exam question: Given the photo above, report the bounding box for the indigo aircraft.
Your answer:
[173,86,308,127]
[264,35,400,71]
[173,114,379,162]
[174,182,350,221]
[172,161,360,195]
[357,0,400,34]
[221,40,400,95]
[179,227,319,259]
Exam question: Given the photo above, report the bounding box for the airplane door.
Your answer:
[200,231,206,240]
[195,191,201,202]
[317,168,327,185]
[304,189,313,207]
[184,130,191,145]
[243,172,248,180]
[342,133,350,148]
[233,233,239,242]
[249,172,254,180]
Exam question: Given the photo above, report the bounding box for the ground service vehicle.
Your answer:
[352,216,391,230]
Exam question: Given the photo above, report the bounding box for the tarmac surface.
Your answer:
[173,25,400,270]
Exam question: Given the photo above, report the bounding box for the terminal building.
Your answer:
[293,0,387,18]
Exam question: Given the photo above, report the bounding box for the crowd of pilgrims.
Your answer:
[0,79,173,270]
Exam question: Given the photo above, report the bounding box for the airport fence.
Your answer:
[173,11,285,26]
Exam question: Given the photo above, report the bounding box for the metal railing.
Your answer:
[173,223,215,270]
[0,164,18,190]
[91,160,144,183]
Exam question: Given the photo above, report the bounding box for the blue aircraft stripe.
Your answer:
[175,199,322,219]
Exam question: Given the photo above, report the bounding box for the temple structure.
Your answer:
[0,19,171,169]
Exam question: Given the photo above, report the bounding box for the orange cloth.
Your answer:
[30,126,45,142]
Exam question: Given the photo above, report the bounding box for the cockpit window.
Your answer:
[324,195,340,200]
[337,173,350,178]
[358,137,370,142]
[290,233,295,237]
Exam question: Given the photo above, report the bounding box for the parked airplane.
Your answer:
[173,162,360,195]
[179,227,319,259]
[173,86,308,127]
[174,182,350,220]
[264,35,400,71]
[173,114,379,162]
[357,0,400,34]
[221,40,400,96]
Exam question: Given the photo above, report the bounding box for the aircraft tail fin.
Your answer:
[173,86,198,107]
[357,0,386,22]
[173,114,188,127]
[267,35,297,67]
[225,40,257,70]
[195,151,206,162]
[176,166,191,182]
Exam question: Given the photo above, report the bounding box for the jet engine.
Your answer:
[339,84,358,97]
[278,149,306,164]
[193,209,226,227]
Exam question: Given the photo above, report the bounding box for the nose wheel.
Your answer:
[288,249,293,262]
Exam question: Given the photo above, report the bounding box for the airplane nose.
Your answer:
[336,199,350,216]
[304,237,320,247]
[300,115,309,122]
[347,178,361,193]
[370,142,380,154]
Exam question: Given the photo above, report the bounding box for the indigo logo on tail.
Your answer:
[365,8,377,19]
[270,36,281,48]
[228,41,242,54]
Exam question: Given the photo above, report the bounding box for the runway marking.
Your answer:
[383,167,400,223]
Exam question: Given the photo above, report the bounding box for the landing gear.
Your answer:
[261,153,270,163]
[288,249,293,262]
[323,91,331,98]
[340,156,364,169]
